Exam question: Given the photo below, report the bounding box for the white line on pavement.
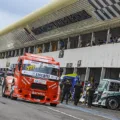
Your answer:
[47,107,84,120]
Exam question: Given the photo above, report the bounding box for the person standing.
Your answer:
[87,85,95,108]
[61,80,72,104]
[84,83,90,105]
[74,81,83,105]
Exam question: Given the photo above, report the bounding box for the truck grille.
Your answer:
[31,83,47,90]
[31,94,45,100]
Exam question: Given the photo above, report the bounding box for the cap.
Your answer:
[87,84,91,87]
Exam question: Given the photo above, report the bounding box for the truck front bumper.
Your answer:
[15,88,60,104]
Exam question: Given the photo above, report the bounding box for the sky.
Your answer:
[0,0,51,29]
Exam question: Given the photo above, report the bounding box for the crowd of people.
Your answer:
[59,36,120,49]
[96,36,120,45]
[60,78,95,108]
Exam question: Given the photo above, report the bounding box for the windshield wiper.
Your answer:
[22,74,33,77]
[48,78,59,81]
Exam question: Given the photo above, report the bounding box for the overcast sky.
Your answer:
[0,0,51,29]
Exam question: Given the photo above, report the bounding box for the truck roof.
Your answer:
[24,53,55,61]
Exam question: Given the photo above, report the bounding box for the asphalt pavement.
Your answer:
[0,87,119,120]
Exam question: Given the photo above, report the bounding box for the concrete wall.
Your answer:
[0,43,120,68]
[0,57,18,68]
[42,43,120,68]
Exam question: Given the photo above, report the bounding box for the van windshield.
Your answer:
[22,60,59,80]
[97,80,107,91]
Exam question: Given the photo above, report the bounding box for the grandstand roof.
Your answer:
[0,0,120,52]
[0,0,76,35]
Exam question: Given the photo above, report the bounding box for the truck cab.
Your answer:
[2,53,61,106]
[93,79,120,110]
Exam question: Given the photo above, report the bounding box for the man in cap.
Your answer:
[61,79,72,104]
[74,81,83,105]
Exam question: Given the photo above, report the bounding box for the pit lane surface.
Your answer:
[0,84,119,120]
[0,96,111,120]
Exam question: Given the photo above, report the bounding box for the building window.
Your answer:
[16,49,19,56]
[21,48,24,55]
[95,30,107,45]
[52,41,57,51]
[70,36,79,49]
[44,43,50,52]
[81,33,91,47]
[32,10,91,35]
[37,45,42,53]
[59,38,68,50]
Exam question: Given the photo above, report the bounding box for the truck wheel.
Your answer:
[10,90,17,100]
[50,103,57,107]
[2,82,7,97]
[10,94,17,100]
[107,97,119,110]
[0,80,2,85]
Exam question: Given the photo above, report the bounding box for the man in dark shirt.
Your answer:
[61,80,72,104]
[87,85,95,108]
[74,81,83,105]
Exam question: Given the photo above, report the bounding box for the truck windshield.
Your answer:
[22,60,59,80]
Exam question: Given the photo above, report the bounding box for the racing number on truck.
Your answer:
[26,65,35,71]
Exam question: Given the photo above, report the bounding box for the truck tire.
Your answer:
[10,89,17,100]
[2,81,7,97]
[10,94,17,100]
[107,97,119,110]
[50,103,57,107]
[0,79,2,85]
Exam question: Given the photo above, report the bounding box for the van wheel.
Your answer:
[107,97,119,110]
[2,82,7,97]
[50,103,57,107]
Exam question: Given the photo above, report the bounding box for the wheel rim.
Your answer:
[109,99,118,109]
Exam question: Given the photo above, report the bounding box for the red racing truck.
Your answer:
[2,53,61,106]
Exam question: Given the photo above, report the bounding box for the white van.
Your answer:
[93,79,120,110]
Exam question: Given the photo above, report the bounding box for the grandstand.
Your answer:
[0,0,120,85]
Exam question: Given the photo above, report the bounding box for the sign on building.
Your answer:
[66,63,73,68]
[77,60,81,67]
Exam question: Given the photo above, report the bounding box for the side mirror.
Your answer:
[18,60,22,71]
[13,68,15,72]
[18,63,22,71]
[60,68,63,73]
[6,71,14,76]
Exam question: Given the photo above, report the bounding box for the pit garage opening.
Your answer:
[66,68,74,74]
[105,68,120,80]
[89,68,102,88]
[77,68,86,82]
